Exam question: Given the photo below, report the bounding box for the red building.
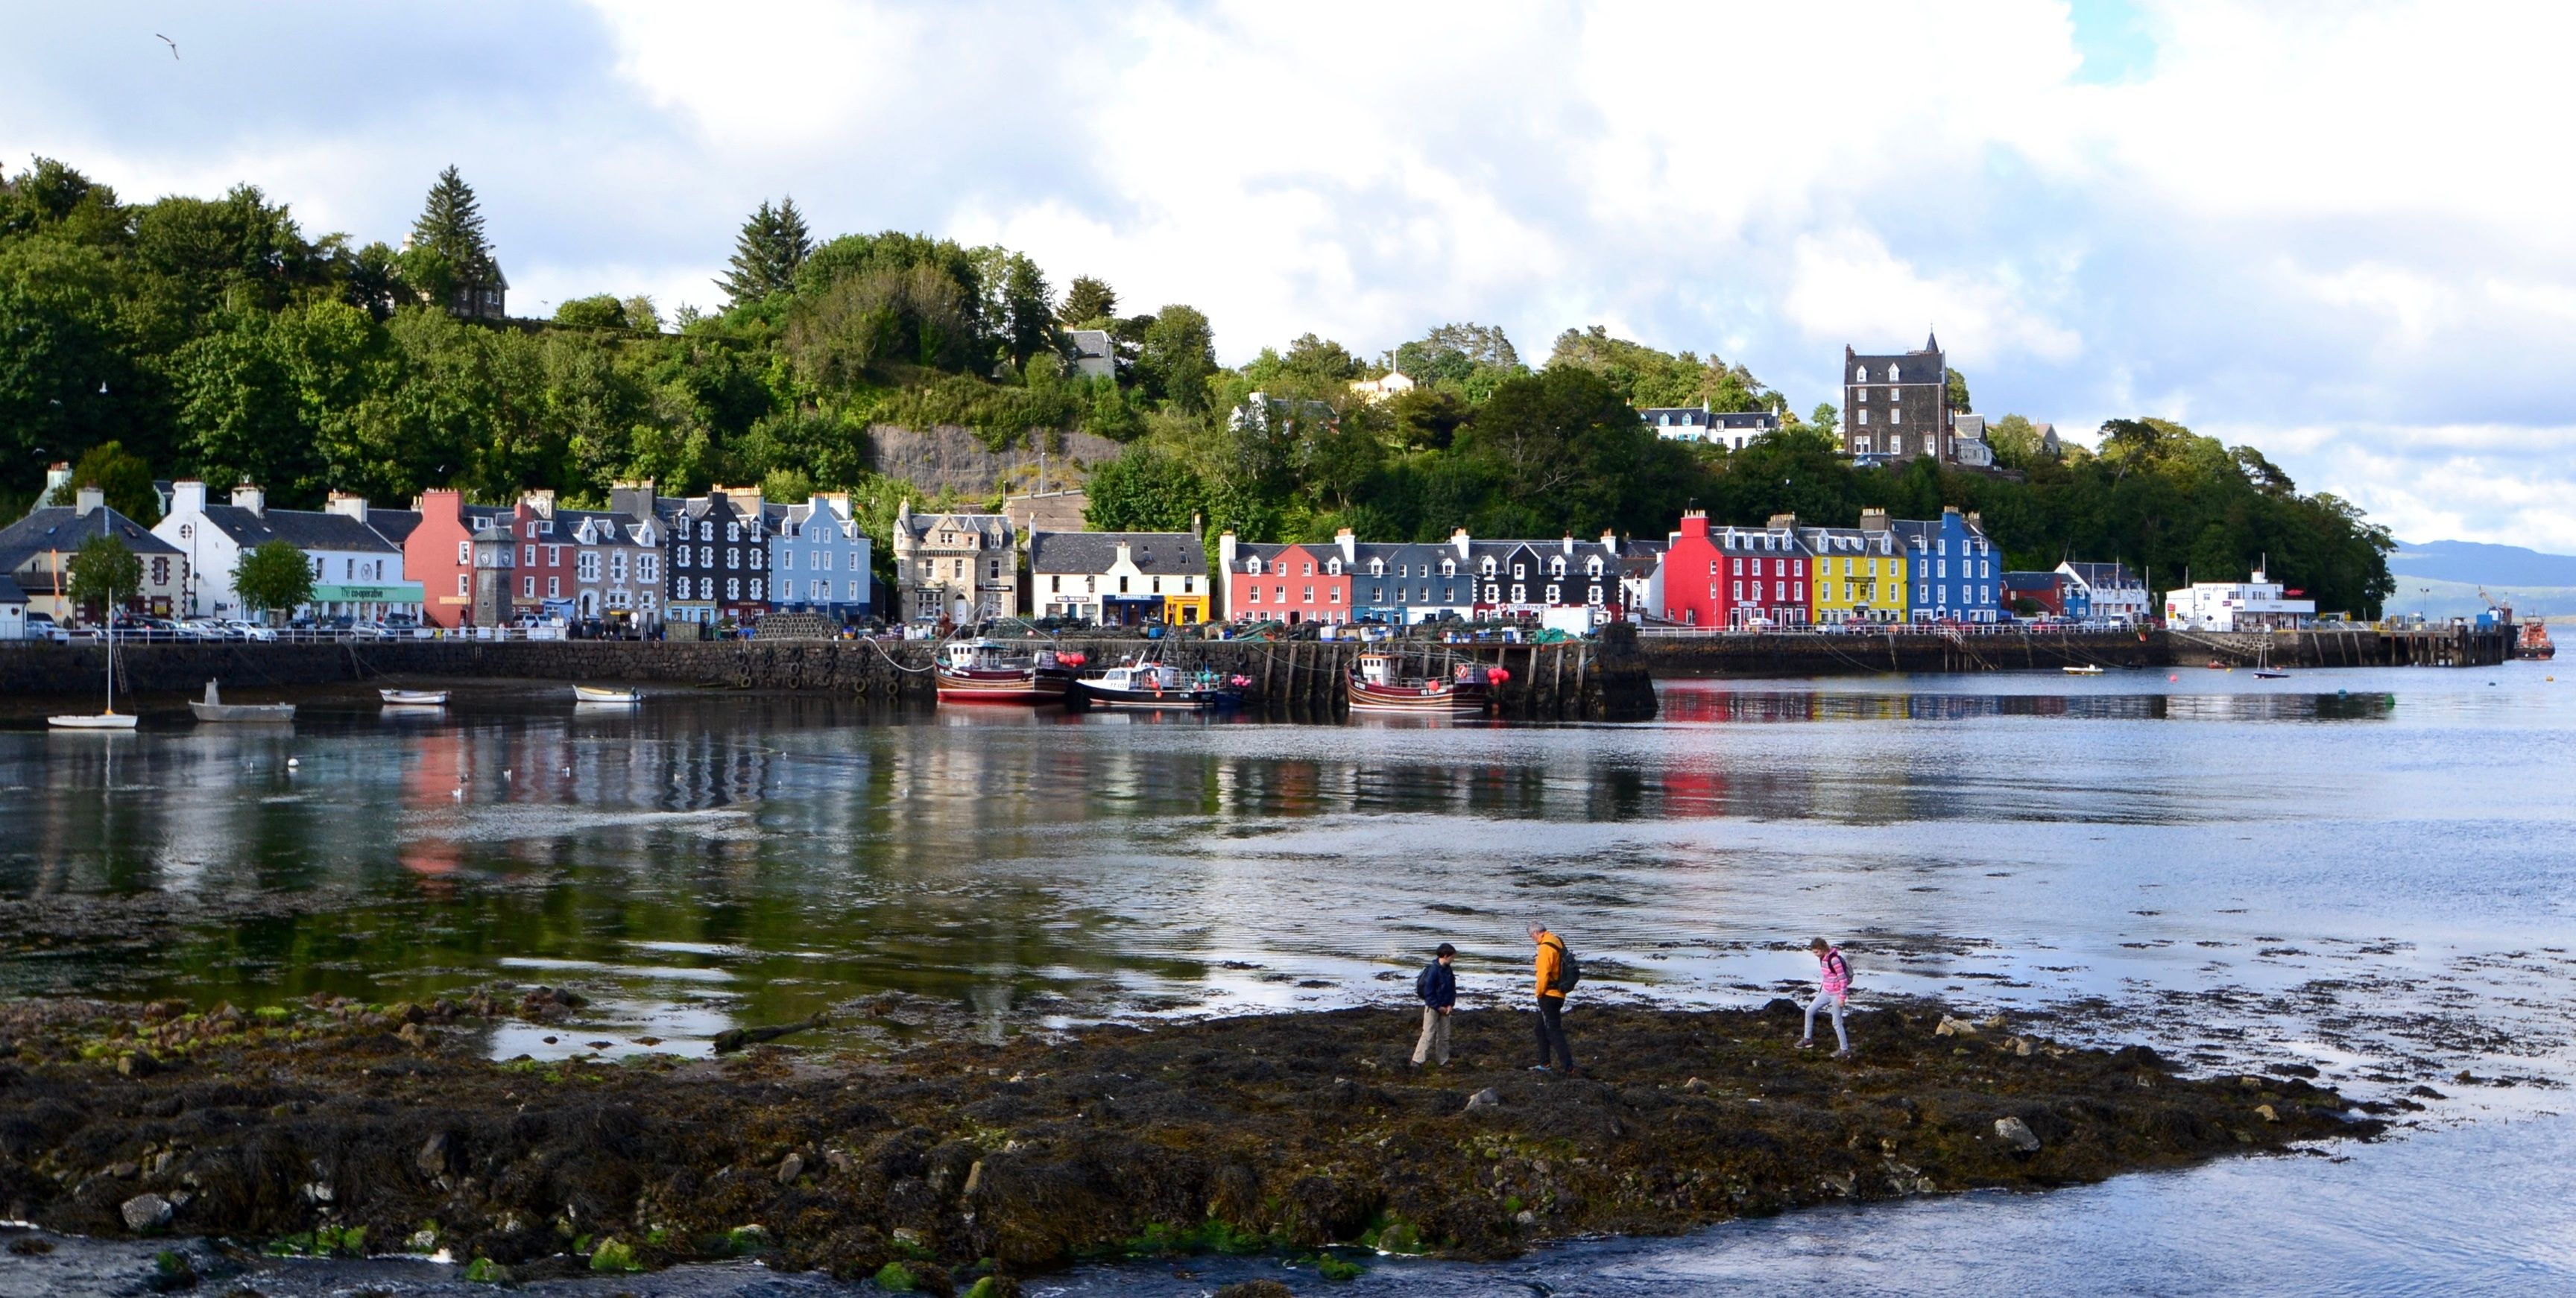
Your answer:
[1217,536,1353,624]
[402,490,507,628]
[1658,510,1811,629]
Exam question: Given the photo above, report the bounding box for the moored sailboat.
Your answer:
[49,612,136,730]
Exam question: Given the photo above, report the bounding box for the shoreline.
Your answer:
[0,993,2381,1291]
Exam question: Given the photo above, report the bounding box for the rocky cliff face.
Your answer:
[865,425,1125,498]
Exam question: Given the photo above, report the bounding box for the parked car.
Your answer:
[23,612,71,644]
[219,618,278,642]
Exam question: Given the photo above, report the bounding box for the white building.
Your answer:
[2058,561,2152,624]
[1348,370,1416,403]
[1641,402,1781,449]
[2163,567,2314,631]
[0,574,25,639]
[154,481,421,621]
[1067,329,1117,381]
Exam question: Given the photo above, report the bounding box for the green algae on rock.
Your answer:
[0,995,2379,1285]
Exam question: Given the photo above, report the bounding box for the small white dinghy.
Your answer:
[190,679,294,723]
[379,688,450,706]
[2061,664,2106,675]
[573,685,640,704]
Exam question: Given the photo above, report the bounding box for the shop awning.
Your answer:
[312,582,425,604]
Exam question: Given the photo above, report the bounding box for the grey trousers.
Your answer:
[1805,990,1849,1051]
[1412,1006,1451,1064]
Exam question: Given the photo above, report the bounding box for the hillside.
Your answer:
[2388,539,2576,588]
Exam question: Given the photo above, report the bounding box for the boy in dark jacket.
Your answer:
[1412,943,1458,1066]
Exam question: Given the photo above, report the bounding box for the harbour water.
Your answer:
[1,665,2572,1294]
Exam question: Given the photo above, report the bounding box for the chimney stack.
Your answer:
[232,483,265,516]
[1858,508,1891,532]
[173,480,207,516]
[520,489,556,518]
[75,485,104,516]
[44,463,72,503]
[325,492,368,524]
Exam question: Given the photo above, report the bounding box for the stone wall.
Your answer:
[865,425,1125,498]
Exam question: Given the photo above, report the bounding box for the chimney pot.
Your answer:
[231,484,265,516]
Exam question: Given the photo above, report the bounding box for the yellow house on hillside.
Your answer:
[1802,509,1908,624]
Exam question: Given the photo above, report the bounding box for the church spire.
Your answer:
[1925,327,1941,355]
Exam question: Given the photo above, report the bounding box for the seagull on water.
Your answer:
[156,34,177,60]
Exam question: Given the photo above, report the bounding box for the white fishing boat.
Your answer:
[2062,663,2106,676]
[573,685,641,703]
[49,612,136,730]
[934,639,1074,704]
[189,679,294,722]
[379,688,451,706]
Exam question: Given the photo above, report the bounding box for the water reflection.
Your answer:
[0,668,2566,1080]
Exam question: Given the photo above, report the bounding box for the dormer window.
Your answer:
[1369,559,1383,576]
[1326,560,1341,576]
[1480,559,1495,576]
[1442,560,1456,577]
[1246,557,1263,575]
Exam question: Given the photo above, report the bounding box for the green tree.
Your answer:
[66,531,141,619]
[1085,445,1208,532]
[410,165,493,282]
[1134,305,1217,411]
[231,538,315,622]
[1986,413,2045,466]
[1058,275,1116,327]
[719,197,811,305]
[553,294,628,329]
[1546,326,1770,411]
[1945,366,1972,414]
[45,440,160,523]
[1809,403,1839,437]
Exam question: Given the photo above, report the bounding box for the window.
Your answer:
[782,549,795,571]
[457,541,470,564]
[725,548,739,570]
[1513,563,1527,579]
[1550,559,1564,577]
[1481,559,1496,576]
[1247,557,1263,574]
[1857,385,1867,400]
[1275,586,1285,602]
[1118,574,1130,594]
[811,580,826,601]
[523,544,536,566]
[1328,588,1341,604]
[1775,581,1785,601]
[457,574,469,596]
[1732,580,1743,600]
[1545,583,1559,603]
[1371,585,1383,603]
[988,560,1001,580]
[1731,557,1743,574]
[578,553,600,581]
[1327,559,1341,575]
[1588,584,1603,604]
[725,523,740,543]
[699,522,713,541]
[546,545,561,566]
[750,578,763,601]
[748,548,761,569]
[639,555,657,581]
[700,546,713,568]
[547,577,561,598]
[1858,408,1869,425]
[1486,583,1499,601]
[848,581,861,601]
[1302,586,1314,603]
[1794,559,1805,577]
[1369,559,1383,576]
[1247,585,1261,603]
[522,576,535,598]
[1890,407,1902,423]
[1442,560,1456,577]
[726,578,739,601]
[1588,558,1602,576]
[610,552,626,582]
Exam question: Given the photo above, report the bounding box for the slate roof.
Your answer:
[899,510,1010,545]
[1029,531,1206,576]
[2059,561,2141,589]
[366,508,423,545]
[2001,570,2063,592]
[0,574,25,604]
[0,507,183,571]
[194,505,401,554]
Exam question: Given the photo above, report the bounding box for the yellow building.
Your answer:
[1802,511,1907,624]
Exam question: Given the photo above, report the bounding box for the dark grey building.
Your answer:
[1843,333,1954,466]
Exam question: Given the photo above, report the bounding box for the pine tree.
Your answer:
[410,165,492,279]
[721,197,812,305]
[1058,276,1117,328]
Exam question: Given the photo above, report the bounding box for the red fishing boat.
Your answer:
[1346,651,1494,715]
[935,638,1074,704]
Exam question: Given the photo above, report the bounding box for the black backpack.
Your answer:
[1547,937,1581,993]
[1414,963,1436,1002]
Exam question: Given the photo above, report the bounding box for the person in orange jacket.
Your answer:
[1529,922,1574,1074]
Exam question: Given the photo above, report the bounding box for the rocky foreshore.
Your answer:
[0,993,2381,1294]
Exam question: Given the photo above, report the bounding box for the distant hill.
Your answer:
[2383,575,2576,621]
[2389,539,2576,586]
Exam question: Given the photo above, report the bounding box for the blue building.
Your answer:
[767,493,872,623]
[1891,505,2002,623]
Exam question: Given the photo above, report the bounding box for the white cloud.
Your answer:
[10,1,2576,550]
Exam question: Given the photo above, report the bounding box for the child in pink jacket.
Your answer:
[1796,937,1853,1058]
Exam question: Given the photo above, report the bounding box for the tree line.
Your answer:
[0,157,2393,612]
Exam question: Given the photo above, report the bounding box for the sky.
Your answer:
[4,0,2573,549]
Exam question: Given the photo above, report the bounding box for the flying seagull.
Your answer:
[157,34,178,60]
